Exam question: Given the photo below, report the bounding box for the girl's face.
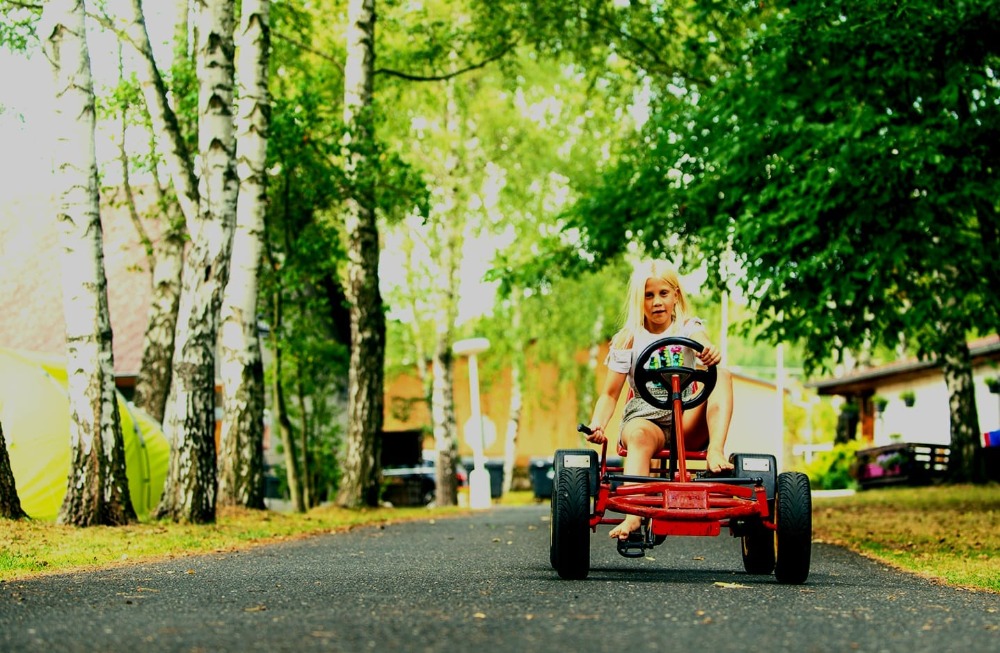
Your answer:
[643,277,677,333]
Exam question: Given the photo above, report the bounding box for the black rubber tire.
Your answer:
[549,471,560,569]
[774,471,812,584]
[741,518,776,575]
[551,467,591,580]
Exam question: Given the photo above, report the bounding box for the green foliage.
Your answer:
[563,0,1000,374]
[476,260,629,416]
[0,1,40,53]
[804,440,864,491]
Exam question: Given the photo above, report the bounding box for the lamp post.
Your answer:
[453,337,491,509]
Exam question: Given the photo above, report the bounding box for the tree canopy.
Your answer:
[560,0,999,373]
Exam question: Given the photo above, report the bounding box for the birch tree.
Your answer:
[126,1,191,425]
[413,77,464,506]
[0,422,27,520]
[155,0,238,523]
[337,0,384,508]
[218,0,271,509]
[42,0,135,527]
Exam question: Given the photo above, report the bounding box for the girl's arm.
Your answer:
[584,370,627,445]
[687,324,722,367]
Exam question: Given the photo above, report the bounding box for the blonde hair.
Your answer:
[610,260,691,349]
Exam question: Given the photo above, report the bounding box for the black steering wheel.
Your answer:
[633,336,717,411]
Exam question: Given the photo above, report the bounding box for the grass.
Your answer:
[1,485,997,593]
[812,483,1000,593]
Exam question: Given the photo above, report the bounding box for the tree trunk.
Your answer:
[941,337,986,483]
[119,0,190,425]
[297,377,314,507]
[113,49,185,426]
[502,301,524,495]
[43,0,135,527]
[432,336,458,506]
[272,323,305,512]
[430,216,461,506]
[123,0,200,226]
[337,0,384,508]
[156,0,238,523]
[501,361,522,495]
[132,212,184,424]
[218,0,271,510]
[0,421,27,520]
[429,77,464,506]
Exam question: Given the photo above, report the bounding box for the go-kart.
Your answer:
[549,336,812,584]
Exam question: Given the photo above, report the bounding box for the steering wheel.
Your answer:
[633,336,717,411]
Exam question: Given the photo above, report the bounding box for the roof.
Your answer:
[0,192,154,376]
[805,334,1000,396]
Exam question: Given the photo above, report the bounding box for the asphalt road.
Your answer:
[0,504,996,653]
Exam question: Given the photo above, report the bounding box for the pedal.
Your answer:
[616,531,647,558]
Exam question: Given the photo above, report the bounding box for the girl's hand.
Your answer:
[584,423,607,445]
[697,343,722,367]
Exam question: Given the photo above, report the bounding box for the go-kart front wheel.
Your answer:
[774,471,812,584]
[550,466,591,580]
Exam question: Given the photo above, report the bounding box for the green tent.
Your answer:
[0,347,169,520]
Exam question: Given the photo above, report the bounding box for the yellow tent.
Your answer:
[0,347,169,520]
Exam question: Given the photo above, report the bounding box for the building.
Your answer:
[806,335,1000,447]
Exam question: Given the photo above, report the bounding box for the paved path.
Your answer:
[0,504,996,652]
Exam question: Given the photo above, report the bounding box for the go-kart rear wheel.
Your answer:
[740,518,776,575]
[774,471,812,584]
[550,466,591,580]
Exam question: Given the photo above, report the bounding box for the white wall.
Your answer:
[873,368,1000,446]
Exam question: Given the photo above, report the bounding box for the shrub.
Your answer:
[803,440,863,490]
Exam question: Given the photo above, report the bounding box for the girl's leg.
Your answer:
[608,419,665,540]
[681,367,734,472]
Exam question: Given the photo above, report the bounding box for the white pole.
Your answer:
[468,352,485,467]
[454,338,491,509]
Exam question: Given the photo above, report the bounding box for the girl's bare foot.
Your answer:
[608,515,642,540]
[706,450,734,473]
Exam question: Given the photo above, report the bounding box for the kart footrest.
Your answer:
[616,532,647,558]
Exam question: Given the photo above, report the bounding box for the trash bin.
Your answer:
[529,457,554,499]
[462,458,505,498]
[484,459,505,498]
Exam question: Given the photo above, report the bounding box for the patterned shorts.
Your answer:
[621,396,673,434]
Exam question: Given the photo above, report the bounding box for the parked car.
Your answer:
[382,452,468,506]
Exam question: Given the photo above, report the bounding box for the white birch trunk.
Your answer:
[431,336,457,505]
[132,208,184,424]
[123,0,200,226]
[125,0,190,425]
[432,78,464,506]
[502,301,523,495]
[156,0,238,523]
[218,0,271,509]
[337,0,384,508]
[0,421,27,519]
[42,0,135,526]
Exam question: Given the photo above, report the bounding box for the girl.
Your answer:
[584,260,734,540]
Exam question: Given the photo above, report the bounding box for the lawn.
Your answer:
[1,484,997,593]
[812,483,1000,593]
